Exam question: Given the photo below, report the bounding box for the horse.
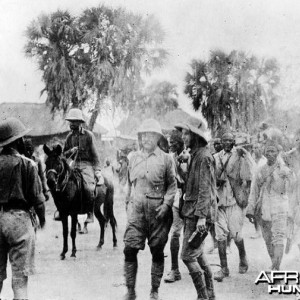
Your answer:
[43,144,117,260]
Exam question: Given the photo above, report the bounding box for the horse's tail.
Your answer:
[104,181,117,229]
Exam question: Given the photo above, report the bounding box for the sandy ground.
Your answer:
[1,191,300,300]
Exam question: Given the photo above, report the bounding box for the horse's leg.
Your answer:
[110,216,117,248]
[108,187,117,248]
[70,215,77,257]
[61,215,68,260]
[94,201,105,249]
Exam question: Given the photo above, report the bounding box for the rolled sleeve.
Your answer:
[194,156,211,218]
[163,155,177,207]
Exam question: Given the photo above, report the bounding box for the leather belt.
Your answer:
[0,203,29,211]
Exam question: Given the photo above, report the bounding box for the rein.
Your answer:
[46,157,66,190]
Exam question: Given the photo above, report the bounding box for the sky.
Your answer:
[1,0,300,129]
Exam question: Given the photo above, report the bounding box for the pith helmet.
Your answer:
[65,108,85,123]
[175,120,208,145]
[138,119,163,136]
[0,117,31,147]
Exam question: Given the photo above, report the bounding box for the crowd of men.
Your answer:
[1,109,300,300]
[123,117,300,300]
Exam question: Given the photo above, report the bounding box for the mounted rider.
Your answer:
[63,108,102,223]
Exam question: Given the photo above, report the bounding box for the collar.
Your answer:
[71,127,85,135]
[141,146,162,158]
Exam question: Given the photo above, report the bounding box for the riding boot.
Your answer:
[190,272,209,300]
[272,244,284,271]
[198,255,215,300]
[235,239,248,274]
[164,237,181,283]
[124,261,138,300]
[214,240,229,282]
[150,261,164,300]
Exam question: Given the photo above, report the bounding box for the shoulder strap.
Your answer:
[219,153,232,177]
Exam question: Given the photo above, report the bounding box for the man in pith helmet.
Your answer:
[0,117,46,300]
[63,108,102,223]
[123,118,176,300]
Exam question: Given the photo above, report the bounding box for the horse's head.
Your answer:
[43,144,64,190]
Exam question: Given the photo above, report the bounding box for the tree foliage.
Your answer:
[134,81,178,117]
[117,80,179,135]
[184,50,280,136]
[25,6,167,130]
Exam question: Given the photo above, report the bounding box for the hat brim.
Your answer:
[137,130,163,137]
[0,128,31,148]
[65,118,85,123]
[175,123,208,145]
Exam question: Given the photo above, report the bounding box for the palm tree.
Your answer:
[25,6,168,130]
[184,50,280,136]
[25,11,83,111]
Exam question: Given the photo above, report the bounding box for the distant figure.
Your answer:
[24,138,50,201]
[117,156,128,194]
[103,158,115,182]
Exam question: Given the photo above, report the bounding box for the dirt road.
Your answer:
[1,194,299,300]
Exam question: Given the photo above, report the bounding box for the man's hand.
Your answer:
[236,147,246,157]
[44,191,50,201]
[246,213,255,224]
[70,146,78,154]
[155,204,170,221]
[95,171,104,185]
[178,149,191,163]
[196,218,206,232]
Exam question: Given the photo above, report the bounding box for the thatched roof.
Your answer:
[0,102,108,136]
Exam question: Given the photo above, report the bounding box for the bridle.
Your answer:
[46,156,65,187]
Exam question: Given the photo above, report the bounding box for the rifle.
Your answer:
[285,216,295,254]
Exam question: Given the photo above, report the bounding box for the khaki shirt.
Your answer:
[128,147,176,207]
[63,127,100,171]
[0,148,45,208]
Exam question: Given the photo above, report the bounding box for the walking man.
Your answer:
[247,139,293,270]
[24,138,50,201]
[164,130,185,283]
[213,132,254,282]
[63,108,102,223]
[0,118,46,300]
[175,121,217,300]
[123,119,176,300]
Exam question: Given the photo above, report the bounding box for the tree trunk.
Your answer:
[88,96,101,131]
